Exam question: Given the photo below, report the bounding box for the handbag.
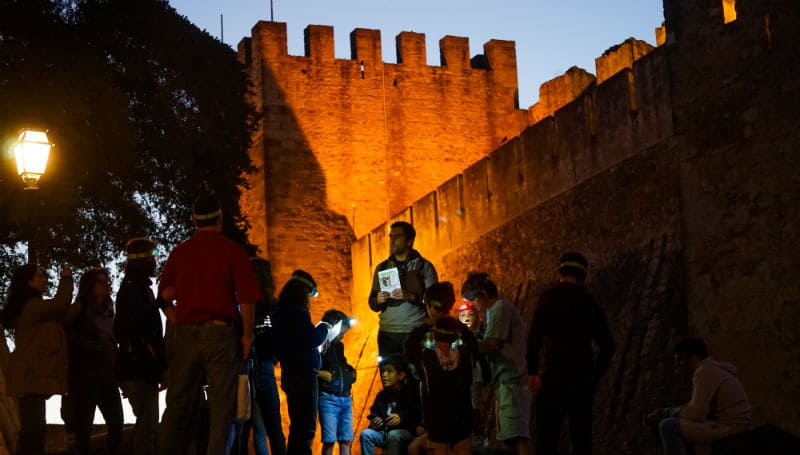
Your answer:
[234,368,251,422]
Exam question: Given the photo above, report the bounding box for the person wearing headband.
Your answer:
[157,192,262,455]
[114,237,165,455]
[460,272,531,455]
[404,282,478,455]
[526,252,615,455]
[273,270,330,455]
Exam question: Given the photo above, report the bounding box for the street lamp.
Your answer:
[13,129,52,190]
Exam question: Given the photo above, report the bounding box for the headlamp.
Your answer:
[461,287,482,302]
[290,275,318,297]
[127,248,158,259]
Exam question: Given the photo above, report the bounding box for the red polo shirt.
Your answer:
[158,229,261,324]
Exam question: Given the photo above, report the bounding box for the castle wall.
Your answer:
[664,0,800,434]
[239,22,525,315]
[351,0,800,449]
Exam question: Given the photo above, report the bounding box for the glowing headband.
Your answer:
[425,299,445,310]
[193,209,221,220]
[128,249,157,259]
[461,287,482,301]
[559,261,587,272]
[290,275,319,297]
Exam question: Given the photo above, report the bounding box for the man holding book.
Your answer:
[368,221,438,357]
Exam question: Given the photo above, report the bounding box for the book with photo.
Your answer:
[378,267,401,293]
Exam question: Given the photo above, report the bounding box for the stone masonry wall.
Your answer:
[351,0,800,450]
[238,22,526,316]
[664,0,800,434]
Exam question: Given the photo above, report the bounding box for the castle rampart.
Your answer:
[352,45,674,311]
[350,0,800,449]
[238,21,526,314]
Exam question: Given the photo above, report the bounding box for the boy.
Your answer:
[318,310,357,455]
[360,355,420,455]
[405,282,478,455]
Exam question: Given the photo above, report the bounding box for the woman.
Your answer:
[273,270,330,455]
[1,263,73,455]
[250,257,286,455]
[65,268,123,455]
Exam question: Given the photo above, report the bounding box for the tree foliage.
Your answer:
[0,0,256,292]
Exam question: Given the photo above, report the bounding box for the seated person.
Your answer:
[645,338,752,455]
[360,354,420,455]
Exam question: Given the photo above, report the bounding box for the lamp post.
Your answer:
[13,129,52,263]
[14,129,52,190]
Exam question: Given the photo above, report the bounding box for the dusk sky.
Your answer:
[168,0,665,106]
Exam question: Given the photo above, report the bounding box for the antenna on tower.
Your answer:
[220,14,224,42]
[270,0,274,21]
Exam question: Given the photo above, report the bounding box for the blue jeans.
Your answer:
[158,322,240,455]
[255,358,286,455]
[360,428,413,455]
[121,380,159,455]
[659,417,688,455]
[318,392,353,443]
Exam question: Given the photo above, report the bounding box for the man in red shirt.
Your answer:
[157,193,261,455]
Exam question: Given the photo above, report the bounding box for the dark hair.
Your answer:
[674,338,709,360]
[124,237,157,276]
[250,257,275,299]
[558,252,589,282]
[193,192,222,227]
[432,315,462,344]
[423,281,456,313]
[250,257,275,322]
[390,221,416,244]
[76,267,113,315]
[278,269,316,308]
[1,264,42,330]
[379,353,409,374]
[460,272,498,299]
[322,309,348,325]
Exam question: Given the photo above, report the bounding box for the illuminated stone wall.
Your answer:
[351,0,800,451]
[237,23,531,318]
[238,0,800,451]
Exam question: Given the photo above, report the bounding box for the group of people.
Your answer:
[0,193,753,455]
[361,221,753,455]
[361,221,614,455]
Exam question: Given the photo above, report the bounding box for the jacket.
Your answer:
[319,340,356,396]
[368,249,438,333]
[527,281,615,379]
[7,277,73,397]
[274,302,328,372]
[65,297,118,383]
[368,385,421,433]
[680,357,752,432]
[113,273,166,384]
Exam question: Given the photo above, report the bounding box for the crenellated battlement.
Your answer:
[528,37,656,124]
[241,21,518,79]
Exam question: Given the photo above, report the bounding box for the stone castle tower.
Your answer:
[237,0,800,452]
[237,23,530,314]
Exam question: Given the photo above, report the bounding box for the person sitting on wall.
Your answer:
[368,221,438,358]
[645,337,753,455]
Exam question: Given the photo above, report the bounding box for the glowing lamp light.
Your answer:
[14,129,52,190]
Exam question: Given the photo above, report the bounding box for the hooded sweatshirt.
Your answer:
[679,357,751,433]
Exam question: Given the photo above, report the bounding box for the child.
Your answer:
[360,354,421,455]
[405,282,478,455]
[317,309,357,455]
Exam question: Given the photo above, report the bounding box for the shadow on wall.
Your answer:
[243,61,356,322]
[438,147,691,455]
